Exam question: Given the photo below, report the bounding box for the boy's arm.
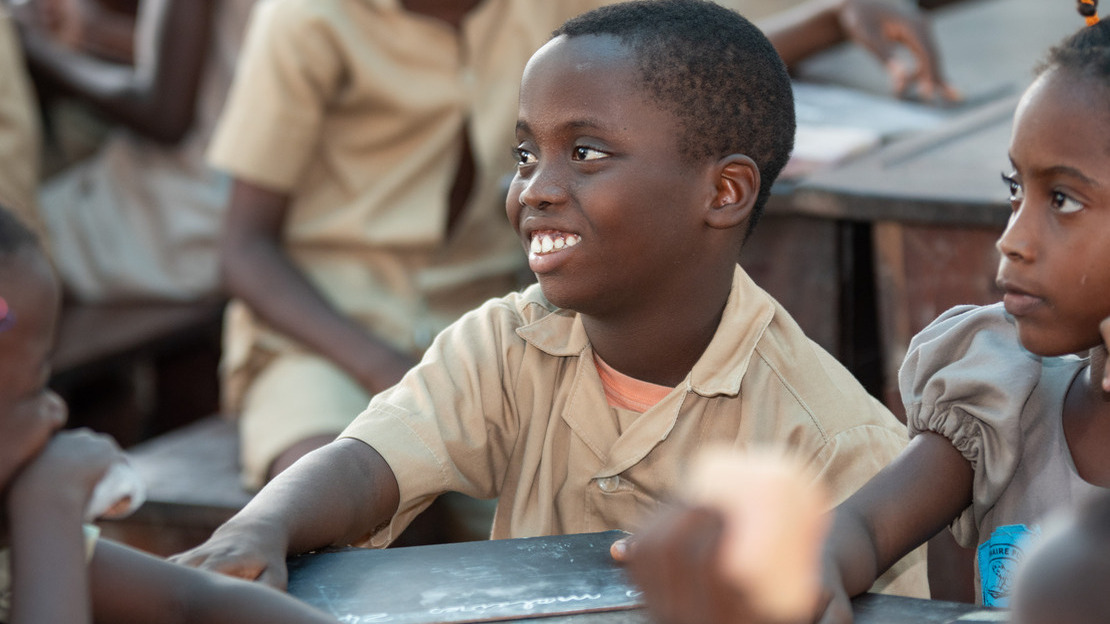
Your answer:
[172,438,400,589]
[221,179,417,394]
[90,540,337,623]
[13,0,215,143]
[6,430,121,624]
[758,0,959,101]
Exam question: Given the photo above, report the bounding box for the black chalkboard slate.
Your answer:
[286,530,643,624]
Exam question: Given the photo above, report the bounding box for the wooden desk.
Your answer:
[776,0,1080,413]
[285,533,1004,624]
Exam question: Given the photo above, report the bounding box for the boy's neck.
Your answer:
[582,279,732,388]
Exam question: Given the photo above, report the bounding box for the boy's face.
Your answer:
[506,34,718,317]
[997,69,1110,357]
[0,248,65,487]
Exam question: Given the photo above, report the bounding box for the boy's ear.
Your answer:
[705,154,759,230]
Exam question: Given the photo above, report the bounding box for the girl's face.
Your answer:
[0,247,66,487]
[996,68,1110,357]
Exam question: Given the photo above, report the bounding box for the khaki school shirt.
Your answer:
[209,0,606,379]
[0,10,41,233]
[342,265,923,594]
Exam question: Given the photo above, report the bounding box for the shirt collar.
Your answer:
[516,265,776,397]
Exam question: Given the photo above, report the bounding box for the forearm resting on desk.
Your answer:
[172,439,400,589]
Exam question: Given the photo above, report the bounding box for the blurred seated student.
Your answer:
[1010,491,1110,624]
[10,0,255,303]
[0,203,337,623]
[0,4,42,233]
[618,6,1110,622]
[175,0,925,597]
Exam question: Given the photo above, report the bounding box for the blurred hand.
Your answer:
[341,342,417,396]
[171,521,291,590]
[0,389,67,487]
[32,0,100,51]
[615,506,778,624]
[7,428,121,513]
[839,0,961,103]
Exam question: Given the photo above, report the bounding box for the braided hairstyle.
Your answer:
[1036,2,1110,82]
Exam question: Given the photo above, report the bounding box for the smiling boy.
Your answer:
[176,0,923,597]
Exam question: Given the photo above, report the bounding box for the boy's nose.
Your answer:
[518,164,569,210]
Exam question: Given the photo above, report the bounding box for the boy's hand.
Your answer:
[7,428,121,514]
[838,0,961,103]
[0,389,67,488]
[171,521,290,590]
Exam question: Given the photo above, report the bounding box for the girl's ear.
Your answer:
[706,154,760,230]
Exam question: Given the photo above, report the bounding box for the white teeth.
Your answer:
[530,233,580,256]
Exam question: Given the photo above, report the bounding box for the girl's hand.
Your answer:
[171,519,292,590]
[0,389,67,488]
[6,428,122,517]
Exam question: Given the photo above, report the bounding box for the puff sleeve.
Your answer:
[898,303,1042,546]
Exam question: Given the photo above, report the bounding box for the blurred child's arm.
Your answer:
[758,0,959,102]
[1099,316,1109,392]
[5,429,121,624]
[818,432,973,620]
[172,438,400,589]
[90,540,337,623]
[13,0,215,143]
[220,179,417,395]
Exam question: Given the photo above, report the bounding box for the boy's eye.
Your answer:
[1050,190,1083,214]
[1001,172,1023,206]
[513,146,537,166]
[572,146,607,161]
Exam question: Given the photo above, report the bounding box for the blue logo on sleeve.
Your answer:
[977,524,1040,607]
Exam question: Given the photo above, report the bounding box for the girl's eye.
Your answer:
[572,146,607,161]
[1050,190,1084,214]
[513,146,537,166]
[1001,172,1023,205]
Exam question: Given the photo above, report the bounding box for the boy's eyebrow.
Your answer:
[515,118,611,134]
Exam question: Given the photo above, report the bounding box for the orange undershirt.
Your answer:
[593,353,673,413]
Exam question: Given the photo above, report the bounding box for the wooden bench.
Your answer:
[98,415,251,557]
[50,299,225,446]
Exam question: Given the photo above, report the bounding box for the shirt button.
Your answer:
[598,476,620,493]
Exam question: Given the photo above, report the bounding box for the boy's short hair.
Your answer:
[553,0,796,229]
[0,203,39,256]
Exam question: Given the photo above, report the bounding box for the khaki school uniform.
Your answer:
[208,0,608,487]
[342,266,927,597]
[0,9,42,233]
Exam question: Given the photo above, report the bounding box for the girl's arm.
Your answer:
[6,430,120,624]
[89,540,337,624]
[819,432,973,621]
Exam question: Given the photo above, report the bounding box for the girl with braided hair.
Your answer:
[618,5,1110,622]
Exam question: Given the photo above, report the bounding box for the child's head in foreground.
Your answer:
[0,204,64,487]
[1010,491,1110,624]
[506,0,794,313]
[998,15,1110,358]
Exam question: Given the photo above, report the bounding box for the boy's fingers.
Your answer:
[610,536,635,562]
[1100,317,1110,391]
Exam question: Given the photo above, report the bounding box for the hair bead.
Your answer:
[1080,0,1100,26]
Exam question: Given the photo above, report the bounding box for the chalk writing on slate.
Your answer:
[287,530,642,624]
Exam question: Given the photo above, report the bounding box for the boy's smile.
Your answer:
[997,68,1110,357]
[506,33,720,319]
